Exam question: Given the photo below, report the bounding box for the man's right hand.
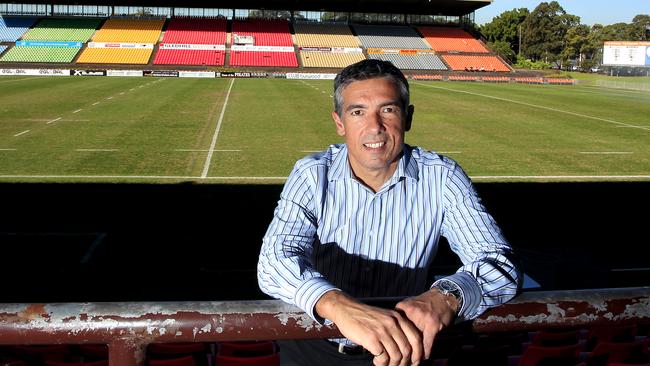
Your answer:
[315,290,424,366]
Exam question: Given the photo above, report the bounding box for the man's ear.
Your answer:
[404,105,414,132]
[332,111,346,136]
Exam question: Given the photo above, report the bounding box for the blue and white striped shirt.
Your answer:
[258,144,520,323]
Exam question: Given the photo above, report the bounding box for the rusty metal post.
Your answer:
[109,339,146,366]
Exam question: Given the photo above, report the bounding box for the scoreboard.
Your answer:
[603,41,650,66]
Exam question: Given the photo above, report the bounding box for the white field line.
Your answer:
[73,109,83,114]
[106,96,113,100]
[75,149,118,152]
[0,148,17,151]
[0,174,649,181]
[579,151,633,155]
[438,151,462,154]
[201,78,235,178]
[414,82,650,132]
[13,130,30,137]
[92,102,100,106]
[175,149,242,152]
[46,117,62,124]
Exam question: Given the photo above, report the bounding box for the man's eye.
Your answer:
[383,106,397,113]
[351,110,363,116]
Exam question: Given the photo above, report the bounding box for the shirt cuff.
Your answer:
[294,277,340,324]
[432,271,482,321]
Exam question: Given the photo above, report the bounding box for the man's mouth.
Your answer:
[363,142,385,149]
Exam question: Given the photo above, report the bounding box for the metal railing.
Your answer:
[1,287,649,366]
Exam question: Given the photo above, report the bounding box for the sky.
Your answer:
[474,0,649,26]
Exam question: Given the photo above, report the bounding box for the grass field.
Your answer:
[1,75,649,183]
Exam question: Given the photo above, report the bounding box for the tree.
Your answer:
[630,14,650,40]
[560,24,590,67]
[488,40,517,63]
[520,1,580,68]
[481,8,529,56]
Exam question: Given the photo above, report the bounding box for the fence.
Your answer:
[0,287,649,366]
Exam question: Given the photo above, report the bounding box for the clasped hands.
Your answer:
[315,288,460,366]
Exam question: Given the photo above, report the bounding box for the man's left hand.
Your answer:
[394,288,459,360]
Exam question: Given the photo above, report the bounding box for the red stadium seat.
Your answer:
[46,361,108,366]
[585,324,637,350]
[217,341,276,357]
[531,329,581,347]
[515,344,581,366]
[581,340,649,366]
[148,356,196,366]
[214,353,279,366]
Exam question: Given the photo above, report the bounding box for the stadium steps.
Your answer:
[72,42,88,63]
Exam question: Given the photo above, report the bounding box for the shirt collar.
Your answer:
[328,144,420,183]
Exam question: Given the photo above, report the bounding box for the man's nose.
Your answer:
[367,110,385,132]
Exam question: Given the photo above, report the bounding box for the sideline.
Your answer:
[201,78,235,178]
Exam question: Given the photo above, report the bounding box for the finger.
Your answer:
[382,312,414,366]
[422,322,443,360]
[396,315,423,365]
[373,350,388,366]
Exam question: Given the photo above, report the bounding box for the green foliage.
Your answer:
[514,55,550,69]
[481,7,529,55]
[487,40,516,63]
[520,1,580,67]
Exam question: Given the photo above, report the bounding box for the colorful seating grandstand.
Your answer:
[419,26,489,53]
[91,19,164,43]
[293,22,359,47]
[367,52,447,70]
[229,19,297,67]
[353,24,430,49]
[295,22,363,68]
[77,19,163,64]
[300,51,365,68]
[0,45,80,63]
[77,47,153,64]
[0,45,7,55]
[0,16,37,42]
[160,18,226,44]
[229,50,297,67]
[231,19,293,46]
[21,18,101,42]
[441,54,510,72]
[153,18,226,66]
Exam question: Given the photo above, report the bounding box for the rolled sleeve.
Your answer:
[433,272,482,322]
[295,278,340,324]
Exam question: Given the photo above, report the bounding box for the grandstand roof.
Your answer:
[11,0,491,16]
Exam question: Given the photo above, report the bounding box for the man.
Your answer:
[258,60,521,366]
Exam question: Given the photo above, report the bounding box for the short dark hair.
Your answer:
[333,59,410,116]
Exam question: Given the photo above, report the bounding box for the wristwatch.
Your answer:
[432,280,463,313]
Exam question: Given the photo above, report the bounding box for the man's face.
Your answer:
[332,77,413,181]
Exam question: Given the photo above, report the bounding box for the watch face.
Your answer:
[439,280,457,291]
